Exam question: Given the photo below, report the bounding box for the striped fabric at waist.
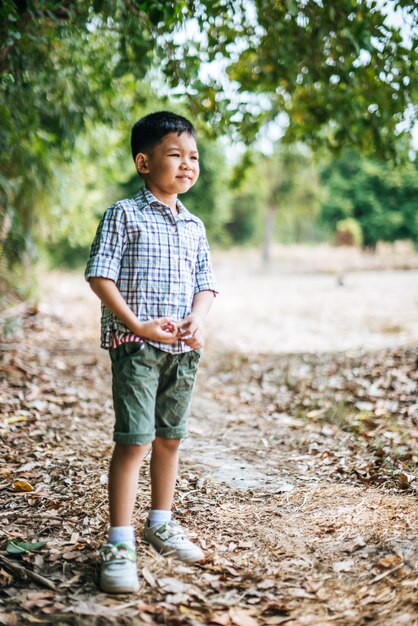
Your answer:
[111,331,144,349]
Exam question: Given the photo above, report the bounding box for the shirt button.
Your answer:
[172,284,179,293]
[171,226,177,233]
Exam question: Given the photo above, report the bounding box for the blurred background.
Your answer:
[1,0,417,353]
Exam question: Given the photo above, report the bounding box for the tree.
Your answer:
[0,0,191,275]
[319,150,418,247]
[226,146,323,254]
[179,0,417,158]
[1,0,417,286]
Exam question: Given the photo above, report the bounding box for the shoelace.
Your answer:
[154,521,189,543]
[100,543,136,563]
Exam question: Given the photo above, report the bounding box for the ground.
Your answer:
[0,245,417,626]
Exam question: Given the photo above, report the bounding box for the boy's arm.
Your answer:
[177,290,215,350]
[177,226,218,350]
[89,277,178,344]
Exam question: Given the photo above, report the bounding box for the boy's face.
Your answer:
[135,132,199,197]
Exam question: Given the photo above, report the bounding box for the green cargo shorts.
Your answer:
[109,341,201,445]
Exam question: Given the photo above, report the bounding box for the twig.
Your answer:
[0,553,56,590]
[370,564,403,584]
[269,614,347,625]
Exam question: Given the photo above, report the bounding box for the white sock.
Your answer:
[108,526,135,548]
[148,509,172,528]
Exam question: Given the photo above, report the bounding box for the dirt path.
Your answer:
[0,266,417,626]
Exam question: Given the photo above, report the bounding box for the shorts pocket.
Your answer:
[188,349,202,369]
[110,341,145,364]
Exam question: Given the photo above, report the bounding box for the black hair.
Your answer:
[131,111,196,161]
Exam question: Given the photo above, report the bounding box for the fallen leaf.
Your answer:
[209,611,231,626]
[376,554,403,569]
[229,607,258,626]
[6,415,31,424]
[62,550,82,560]
[257,579,276,590]
[398,472,415,489]
[333,559,354,572]
[345,535,366,553]
[6,540,48,554]
[158,577,188,594]
[0,567,13,585]
[0,612,20,626]
[22,599,51,610]
[12,479,34,492]
[22,592,55,610]
[141,566,156,588]
[302,578,323,593]
[136,600,163,614]
[0,467,13,476]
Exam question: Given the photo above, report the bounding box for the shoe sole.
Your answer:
[99,579,140,593]
[142,537,204,563]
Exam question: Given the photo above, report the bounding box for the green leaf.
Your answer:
[6,540,48,555]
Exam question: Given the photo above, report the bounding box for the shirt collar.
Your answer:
[136,186,198,223]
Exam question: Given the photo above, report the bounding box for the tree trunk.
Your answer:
[262,203,277,266]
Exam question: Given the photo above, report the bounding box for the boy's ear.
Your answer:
[135,152,149,174]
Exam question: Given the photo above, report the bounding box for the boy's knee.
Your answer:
[152,437,181,452]
[114,442,150,460]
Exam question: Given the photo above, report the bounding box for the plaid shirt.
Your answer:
[85,187,218,353]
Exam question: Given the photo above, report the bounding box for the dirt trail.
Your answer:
[0,264,417,626]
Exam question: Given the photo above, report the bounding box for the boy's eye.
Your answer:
[169,153,180,157]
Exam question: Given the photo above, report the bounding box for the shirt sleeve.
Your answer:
[194,227,219,296]
[84,204,128,283]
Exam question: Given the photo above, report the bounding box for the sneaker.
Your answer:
[143,520,204,563]
[98,543,140,593]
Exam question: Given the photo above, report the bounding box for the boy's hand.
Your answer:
[177,313,204,350]
[139,318,178,344]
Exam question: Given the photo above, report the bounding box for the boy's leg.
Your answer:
[150,437,180,511]
[100,343,162,593]
[144,351,204,562]
[109,443,151,526]
[149,350,200,514]
[99,442,151,594]
[108,341,164,529]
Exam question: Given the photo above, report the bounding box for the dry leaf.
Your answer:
[0,467,13,476]
[141,566,156,588]
[210,612,231,626]
[12,479,34,492]
[136,600,163,614]
[158,577,188,594]
[0,612,20,626]
[257,579,276,590]
[333,559,354,572]
[0,567,13,585]
[376,554,403,569]
[62,550,82,560]
[345,535,366,553]
[6,415,31,424]
[1,273,417,626]
[229,607,258,626]
[302,578,323,593]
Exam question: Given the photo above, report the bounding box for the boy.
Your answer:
[85,111,217,593]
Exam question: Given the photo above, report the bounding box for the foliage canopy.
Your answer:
[320,150,418,247]
[0,0,417,283]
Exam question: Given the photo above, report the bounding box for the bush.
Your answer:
[335,218,363,247]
